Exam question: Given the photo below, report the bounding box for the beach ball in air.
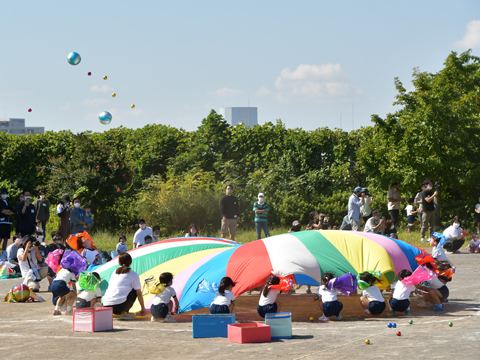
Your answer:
[99,111,112,125]
[112,93,116,98]
[67,52,81,66]
[131,104,135,108]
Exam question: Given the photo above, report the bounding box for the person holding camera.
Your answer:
[17,235,49,291]
[387,183,405,226]
[16,190,36,237]
[420,179,438,242]
[363,210,385,234]
[348,187,366,231]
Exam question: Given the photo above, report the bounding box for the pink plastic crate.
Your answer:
[227,323,271,343]
[73,307,113,332]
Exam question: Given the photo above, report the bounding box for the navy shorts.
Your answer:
[322,300,343,317]
[438,285,449,300]
[51,280,70,297]
[151,303,169,319]
[389,298,410,312]
[76,298,91,309]
[257,303,278,318]
[209,304,230,314]
[369,301,386,315]
[407,215,417,224]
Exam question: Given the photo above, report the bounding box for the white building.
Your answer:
[219,107,258,127]
[0,118,44,135]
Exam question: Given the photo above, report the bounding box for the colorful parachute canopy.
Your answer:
[95,231,422,314]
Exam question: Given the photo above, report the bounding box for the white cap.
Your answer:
[258,193,264,198]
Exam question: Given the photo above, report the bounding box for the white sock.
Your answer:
[66,306,72,312]
[55,305,61,311]
[364,309,371,314]
[407,306,411,311]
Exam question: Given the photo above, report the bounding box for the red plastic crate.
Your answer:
[227,323,271,343]
[73,307,113,332]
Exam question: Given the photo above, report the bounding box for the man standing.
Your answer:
[420,179,438,242]
[0,188,14,251]
[16,190,36,237]
[253,193,270,239]
[387,182,405,226]
[133,219,152,248]
[34,189,50,234]
[348,187,365,231]
[220,185,239,240]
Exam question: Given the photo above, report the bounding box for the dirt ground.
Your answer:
[0,251,479,360]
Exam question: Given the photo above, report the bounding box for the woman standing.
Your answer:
[57,195,71,243]
[34,189,50,233]
[102,253,146,320]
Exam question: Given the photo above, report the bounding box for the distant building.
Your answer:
[219,107,258,127]
[0,118,44,135]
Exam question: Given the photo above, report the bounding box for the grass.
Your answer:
[90,225,431,252]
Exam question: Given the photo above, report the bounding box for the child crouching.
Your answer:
[387,270,414,316]
[315,272,343,321]
[51,266,77,316]
[358,272,386,317]
[151,272,179,323]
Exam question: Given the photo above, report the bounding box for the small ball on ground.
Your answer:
[388,323,392,328]
[309,317,314,322]
[365,339,370,345]
[396,331,401,336]
[392,323,397,328]
[409,320,413,325]
[448,322,453,327]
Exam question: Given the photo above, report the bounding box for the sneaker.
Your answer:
[432,304,443,311]
[318,314,329,322]
[164,314,177,323]
[306,289,312,294]
[53,310,62,316]
[387,310,395,315]
[405,310,412,315]
[120,312,136,321]
[336,314,342,320]
[420,238,425,242]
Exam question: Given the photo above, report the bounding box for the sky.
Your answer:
[1,1,479,133]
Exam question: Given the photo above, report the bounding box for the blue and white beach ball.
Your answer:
[67,52,81,66]
[99,111,112,125]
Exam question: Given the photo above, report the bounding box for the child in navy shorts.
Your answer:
[387,270,415,315]
[406,198,420,236]
[150,272,179,323]
[358,271,386,317]
[257,275,282,318]
[315,272,343,321]
[209,277,236,314]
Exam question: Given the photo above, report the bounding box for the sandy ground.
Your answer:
[0,251,479,360]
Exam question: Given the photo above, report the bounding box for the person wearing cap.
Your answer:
[0,188,14,251]
[363,210,385,234]
[133,219,152,248]
[348,187,366,231]
[288,220,301,233]
[387,182,405,226]
[220,185,240,240]
[34,189,50,234]
[253,193,270,239]
[16,190,36,237]
[17,235,49,291]
[57,195,72,243]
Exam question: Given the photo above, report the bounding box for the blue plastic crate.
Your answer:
[265,312,292,339]
[192,314,236,338]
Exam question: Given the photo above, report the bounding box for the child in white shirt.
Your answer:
[116,235,128,255]
[416,263,449,311]
[387,270,415,315]
[405,198,420,235]
[430,234,449,262]
[150,272,179,323]
[209,277,236,314]
[358,272,386,317]
[315,272,343,321]
[76,272,102,309]
[257,275,282,318]
[51,266,77,316]
[468,234,480,253]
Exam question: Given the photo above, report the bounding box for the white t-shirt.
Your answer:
[55,268,77,283]
[133,227,153,246]
[414,192,423,213]
[405,205,414,216]
[361,285,384,302]
[211,290,235,306]
[258,288,280,306]
[443,225,462,240]
[364,217,382,233]
[432,246,449,261]
[78,287,103,302]
[469,239,480,248]
[152,286,176,305]
[387,188,401,210]
[102,270,142,306]
[316,285,338,302]
[360,197,372,217]
[116,243,128,253]
[427,276,444,290]
[392,281,416,300]
[17,248,38,278]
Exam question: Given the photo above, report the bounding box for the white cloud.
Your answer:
[208,87,244,97]
[455,20,480,49]
[255,86,271,97]
[83,98,109,107]
[273,64,360,103]
[90,84,115,93]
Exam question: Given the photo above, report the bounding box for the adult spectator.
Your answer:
[253,193,270,239]
[340,215,352,230]
[133,219,152,248]
[360,188,373,224]
[46,230,66,254]
[34,189,50,234]
[84,203,93,232]
[57,195,71,243]
[387,182,405,226]
[220,184,239,240]
[102,253,146,319]
[420,179,438,242]
[15,192,25,234]
[414,183,427,229]
[443,217,467,253]
[5,235,22,273]
[16,190,36,237]
[70,197,87,234]
[288,220,301,233]
[17,235,48,291]
[306,211,321,230]
[0,188,14,251]
[363,210,385,234]
[185,223,200,237]
[475,196,480,235]
[348,187,365,231]
[382,219,397,237]
[152,225,161,242]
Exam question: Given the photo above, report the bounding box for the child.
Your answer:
[315,272,343,321]
[209,277,236,314]
[468,233,480,253]
[417,263,448,310]
[76,272,102,309]
[84,203,93,232]
[358,272,386,317]
[150,272,179,323]
[405,198,420,235]
[430,233,449,262]
[387,270,415,315]
[51,265,77,316]
[257,275,282,318]
[144,235,153,245]
[116,235,128,254]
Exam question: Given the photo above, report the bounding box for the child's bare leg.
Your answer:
[387,295,393,311]
[359,296,369,310]
[229,303,235,313]
[56,296,65,307]
[426,289,442,305]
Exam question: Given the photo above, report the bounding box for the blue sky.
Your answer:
[1,1,479,133]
